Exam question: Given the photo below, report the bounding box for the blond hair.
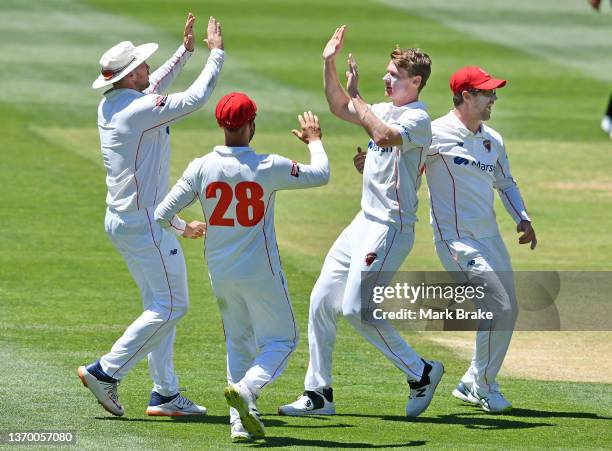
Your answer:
[390,47,432,92]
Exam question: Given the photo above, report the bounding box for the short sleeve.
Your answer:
[389,111,432,151]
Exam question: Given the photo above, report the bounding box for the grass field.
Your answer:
[1,0,611,449]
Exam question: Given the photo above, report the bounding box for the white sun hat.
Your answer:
[92,41,158,89]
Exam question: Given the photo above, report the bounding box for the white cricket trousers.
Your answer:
[211,271,299,399]
[305,211,425,391]
[435,235,517,395]
[100,207,189,396]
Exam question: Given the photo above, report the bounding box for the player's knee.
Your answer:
[309,291,336,319]
[262,337,298,356]
[169,300,189,319]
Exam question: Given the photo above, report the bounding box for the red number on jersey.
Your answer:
[206,182,234,226]
[235,182,265,226]
[206,181,265,227]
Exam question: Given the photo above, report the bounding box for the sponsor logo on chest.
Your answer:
[368,139,393,154]
[452,155,495,173]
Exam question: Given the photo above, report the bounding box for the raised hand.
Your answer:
[183,12,195,51]
[353,146,366,174]
[323,25,346,61]
[345,53,359,97]
[204,16,223,50]
[292,111,322,144]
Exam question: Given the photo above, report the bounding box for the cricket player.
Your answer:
[425,67,537,412]
[77,14,224,417]
[279,26,443,418]
[155,93,330,440]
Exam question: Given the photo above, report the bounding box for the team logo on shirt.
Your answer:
[290,160,300,178]
[365,252,378,266]
[483,139,491,152]
[155,95,167,107]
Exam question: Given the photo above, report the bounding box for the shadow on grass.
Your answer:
[334,404,612,430]
[333,413,552,431]
[247,437,427,448]
[500,407,612,421]
[94,415,287,427]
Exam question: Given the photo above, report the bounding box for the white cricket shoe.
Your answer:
[231,420,253,442]
[469,389,512,413]
[146,392,207,416]
[406,360,444,417]
[278,389,336,416]
[601,115,612,138]
[452,382,479,405]
[224,383,265,437]
[77,365,124,416]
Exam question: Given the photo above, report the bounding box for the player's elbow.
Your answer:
[314,161,331,186]
[320,168,330,186]
[328,103,344,119]
[153,207,170,228]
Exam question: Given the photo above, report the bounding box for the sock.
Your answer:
[408,360,432,389]
[149,391,179,406]
[86,361,117,384]
[320,387,333,402]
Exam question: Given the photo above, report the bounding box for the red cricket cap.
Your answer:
[215,92,257,129]
[449,66,506,95]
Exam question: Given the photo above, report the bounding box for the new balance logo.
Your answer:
[416,388,426,398]
[170,249,178,255]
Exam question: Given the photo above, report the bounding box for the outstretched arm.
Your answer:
[133,16,224,127]
[345,54,403,147]
[323,26,361,125]
[144,12,196,95]
[273,111,330,190]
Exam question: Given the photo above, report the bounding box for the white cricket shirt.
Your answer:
[98,46,224,212]
[154,141,329,280]
[362,101,431,232]
[426,110,530,242]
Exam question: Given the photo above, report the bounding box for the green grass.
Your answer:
[1,0,611,449]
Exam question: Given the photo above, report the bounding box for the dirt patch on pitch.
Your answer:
[424,331,612,383]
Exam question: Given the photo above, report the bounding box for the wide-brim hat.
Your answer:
[92,41,158,89]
